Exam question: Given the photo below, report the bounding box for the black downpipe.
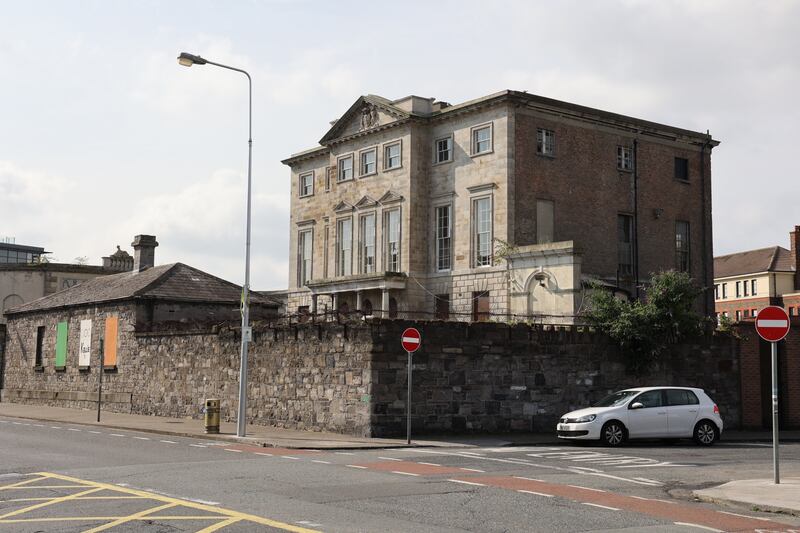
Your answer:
[633,139,640,299]
[700,142,710,316]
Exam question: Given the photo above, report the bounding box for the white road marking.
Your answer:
[718,511,771,521]
[296,521,323,527]
[458,451,485,456]
[133,436,150,440]
[650,498,676,504]
[378,457,403,461]
[568,485,605,492]
[392,471,420,477]
[282,456,300,460]
[67,428,81,432]
[256,452,274,457]
[33,424,45,427]
[311,460,330,464]
[673,522,722,532]
[719,442,771,447]
[335,452,355,456]
[517,489,553,497]
[583,503,619,511]
[12,422,22,425]
[460,468,485,473]
[513,476,544,482]
[224,449,243,453]
[587,472,662,486]
[50,426,62,429]
[109,433,125,437]
[89,431,102,434]
[448,479,484,486]
[571,466,604,472]
[633,477,661,484]
[189,444,206,448]
[160,440,176,444]
[347,465,367,469]
[417,462,441,466]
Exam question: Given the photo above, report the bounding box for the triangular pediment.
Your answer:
[320,95,410,145]
[354,195,379,209]
[378,190,404,205]
[333,201,355,213]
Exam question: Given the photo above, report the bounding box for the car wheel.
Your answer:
[601,421,626,447]
[693,420,718,446]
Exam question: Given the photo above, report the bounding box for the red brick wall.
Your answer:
[513,111,714,313]
[738,320,800,429]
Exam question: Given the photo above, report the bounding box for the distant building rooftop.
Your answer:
[0,241,50,265]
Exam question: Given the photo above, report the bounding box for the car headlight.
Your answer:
[574,414,597,423]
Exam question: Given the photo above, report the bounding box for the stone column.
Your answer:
[311,294,318,315]
[356,291,363,314]
[381,289,390,318]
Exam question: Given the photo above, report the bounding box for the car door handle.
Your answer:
[688,409,697,413]
[657,411,666,415]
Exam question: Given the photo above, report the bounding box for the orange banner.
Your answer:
[103,317,118,367]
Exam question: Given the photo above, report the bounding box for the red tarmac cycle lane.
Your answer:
[459,475,795,532]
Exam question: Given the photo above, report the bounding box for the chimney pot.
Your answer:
[132,235,158,272]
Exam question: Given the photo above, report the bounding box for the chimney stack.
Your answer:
[132,235,158,273]
[791,225,800,290]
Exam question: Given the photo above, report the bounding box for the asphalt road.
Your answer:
[2,416,799,533]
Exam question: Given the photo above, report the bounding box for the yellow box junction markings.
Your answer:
[0,472,321,533]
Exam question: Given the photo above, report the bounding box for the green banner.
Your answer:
[55,321,68,368]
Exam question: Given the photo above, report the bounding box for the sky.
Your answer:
[1,0,798,289]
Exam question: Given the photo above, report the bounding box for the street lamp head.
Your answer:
[177,52,207,67]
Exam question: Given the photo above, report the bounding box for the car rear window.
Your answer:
[666,389,699,406]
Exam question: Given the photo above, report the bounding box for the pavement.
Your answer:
[694,477,800,516]
[1,401,799,449]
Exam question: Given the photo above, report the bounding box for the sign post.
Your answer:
[755,306,791,484]
[401,328,422,445]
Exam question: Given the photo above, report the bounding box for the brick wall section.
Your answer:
[0,324,6,390]
[737,322,763,428]
[783,319,800,428]
[514,111,713,312]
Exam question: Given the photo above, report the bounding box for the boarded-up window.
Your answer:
[536,199,554,244]
[435,294,450,320]
[54,321,68,369]
[104,317,118,367]
[35,326,45,368]
[472,291,490,322]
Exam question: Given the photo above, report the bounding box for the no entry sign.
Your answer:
[401,327,421,353]
[756,306,791,343]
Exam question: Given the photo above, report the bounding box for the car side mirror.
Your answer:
[630,402,644,410]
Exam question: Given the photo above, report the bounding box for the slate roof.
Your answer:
[4,263,278,315]
[714,246,795,278]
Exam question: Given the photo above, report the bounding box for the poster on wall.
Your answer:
[79,319,92,367]
[55,321,68,368]
[104,316,118,367]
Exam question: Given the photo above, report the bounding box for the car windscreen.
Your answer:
[592,390,639,407]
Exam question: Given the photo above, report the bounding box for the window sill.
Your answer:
[79,366,91,372]
[617,168,633,173]
[470,150,493,158]
[536,152,556,159]
[358,171,377,179]
[382,165,403,173]
[34,365,45,373]
[675,178,690,185]
[432,159,453,167]
[55,366,66,373]
[298,193,314,199]
[103,365,118,373]
[336,178,354,184]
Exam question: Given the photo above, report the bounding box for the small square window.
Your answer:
[472,125,492,155]
[435,136,453,163]
[299,172,314,197]
[617,146,633,171]
[384,142,401,170]
[674,157,689,181]
[360,148,376,176]
[537,128,555,156]
[338,155,353,182]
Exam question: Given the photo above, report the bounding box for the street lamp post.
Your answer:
[178,52,252,438]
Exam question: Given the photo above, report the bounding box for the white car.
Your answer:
[556,387,723,447]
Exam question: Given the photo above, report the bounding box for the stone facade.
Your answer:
[283,91,719,323]
[2,315,747,436]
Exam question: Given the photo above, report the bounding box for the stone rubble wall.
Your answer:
[2,311,741,437]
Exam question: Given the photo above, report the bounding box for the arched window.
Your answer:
[2,294,23,313]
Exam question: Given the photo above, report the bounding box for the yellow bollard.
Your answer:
[204,399,220,434]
